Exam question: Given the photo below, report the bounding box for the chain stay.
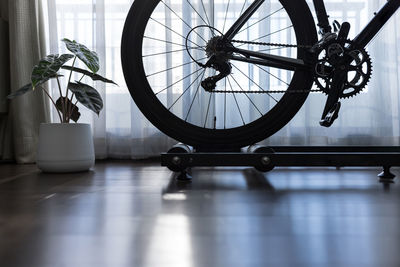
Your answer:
[216,40,320,94]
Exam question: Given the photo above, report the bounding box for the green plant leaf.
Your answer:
[68,82,103,115]
[7,84,33,99]
[62,38,99,73]
[56,97,81,122]
[61,66,117,85]
[31,54,74,89]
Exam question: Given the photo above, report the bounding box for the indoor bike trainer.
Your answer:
[161,144,400,183]
[121,0,400,182]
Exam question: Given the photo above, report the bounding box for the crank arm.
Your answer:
[320,70,347,127]
[319,21,353,127]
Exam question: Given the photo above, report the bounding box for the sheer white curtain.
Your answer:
[47,0,400,159]
[266,0,400,146]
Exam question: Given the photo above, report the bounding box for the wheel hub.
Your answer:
[205,36,229,59]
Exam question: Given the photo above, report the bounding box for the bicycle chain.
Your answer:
[231,40,312,49]
[212,89,322,94]
[221,40,322,94]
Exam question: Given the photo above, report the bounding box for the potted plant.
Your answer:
[8,39,116,172]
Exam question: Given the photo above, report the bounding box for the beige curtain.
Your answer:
[0,0,50,163]
[0,0,12,161]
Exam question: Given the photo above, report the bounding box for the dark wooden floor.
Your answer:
[0,161,399,267]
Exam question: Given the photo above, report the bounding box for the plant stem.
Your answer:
[67,94,75,123]
[55,76,65,122]
[78,74,85,82]
[65,56,77,122]
[72,100,79,123]
[40,86,63,123]
[67,74,85,123]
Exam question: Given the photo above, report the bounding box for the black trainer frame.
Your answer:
[161,145,400,182]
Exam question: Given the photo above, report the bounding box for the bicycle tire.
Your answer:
[121,0,317,149]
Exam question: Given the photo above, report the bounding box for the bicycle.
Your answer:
[121,0,400,149]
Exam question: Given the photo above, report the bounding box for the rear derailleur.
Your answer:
[201,55,232,92]
[185,26,233,92]
[200,36,233,92]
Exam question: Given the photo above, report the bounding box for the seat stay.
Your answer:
[223,0,265,41]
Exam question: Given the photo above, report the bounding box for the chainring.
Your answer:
[314,39,372,99]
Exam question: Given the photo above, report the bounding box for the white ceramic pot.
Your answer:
[36,123,95,173]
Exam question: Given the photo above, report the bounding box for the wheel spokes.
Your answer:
[143,0,299,129]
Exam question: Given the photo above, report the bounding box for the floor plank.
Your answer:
[0,161,399,267]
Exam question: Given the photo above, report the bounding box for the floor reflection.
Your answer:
[144,214,194,267]
[158,167,400,266]
[1,163,399,267]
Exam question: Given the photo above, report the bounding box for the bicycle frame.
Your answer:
[226,0,400,70]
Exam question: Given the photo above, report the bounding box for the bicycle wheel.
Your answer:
[121,0,317,149]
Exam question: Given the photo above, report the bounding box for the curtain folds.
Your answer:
[49,0,400,159]
[2,0,50,163]
[0,0,11,160]
[265,0,400,147]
